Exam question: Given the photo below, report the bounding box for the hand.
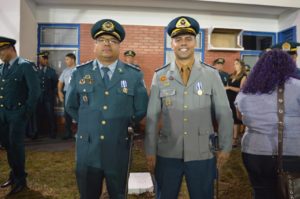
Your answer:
[58,91,64,102]
[224,86,230,90]
[146,155,156,174]
[216,151,230,169]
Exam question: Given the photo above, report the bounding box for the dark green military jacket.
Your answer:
[0,57,41,115]
[66,60,148,171]
[38,66,57,102]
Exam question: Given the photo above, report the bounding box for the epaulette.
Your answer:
[76,60,93,69]
[155,63,170,72]
[200,61,217,71]
[126,63,140,71]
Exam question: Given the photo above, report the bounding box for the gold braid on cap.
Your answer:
[94,21,121,41]
[171,18,196,37]
[0,42,10,47]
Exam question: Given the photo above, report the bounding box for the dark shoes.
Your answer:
[7,182,27,195]
[0,179,14,188]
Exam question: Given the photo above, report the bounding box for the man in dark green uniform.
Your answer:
[124,50,140,68]
[66,19,148,199]
[0,36,41,195]
[35,51,58,139]
[212,58,229,86]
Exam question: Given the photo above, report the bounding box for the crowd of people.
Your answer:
[0,15,300,199]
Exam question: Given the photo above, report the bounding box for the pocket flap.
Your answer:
[160,89,176,98]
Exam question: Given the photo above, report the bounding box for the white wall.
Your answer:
[20,0,37,61]
[0,0,21,54]
[36,5,278,32]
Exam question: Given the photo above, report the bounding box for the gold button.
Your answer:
[100,135,105,140]
[184,118,188,122]
[18,102,22,106]
[184,91,188,95]
[2,79,5,82]
[0,104,3,107]
[0,87,3,90]
[103,105,108,110]
[83,89,86,92]
[104,91,109,96]
[79,135,83,139]
[184,132,188,135]
[0,96,3,99]
[101,120,106,125]
[184,105,188,109]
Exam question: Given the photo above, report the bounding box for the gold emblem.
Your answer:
[176,18,191,28]
[79,79,85,84]
[197,90,203,96]
[123,87,128,94]
[164,82,170,87]
[160,75,167,82]
[102,21,114,31]
[282,42,291,51]
[84,74,93,84]
[82,95,88,102]
[165,98,172,106]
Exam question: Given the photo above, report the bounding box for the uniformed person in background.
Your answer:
[145,16,233,199]
[271,41,300,77]
[58,53,76,140]
[66,19,148,199]
[124,50,140,68]
[0,36,41,195]
[212,58,229,86]
[35,51,58,139]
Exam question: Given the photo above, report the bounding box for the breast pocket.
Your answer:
[77,85,94,106]
[160,88,176,109]
[193,87,212,108]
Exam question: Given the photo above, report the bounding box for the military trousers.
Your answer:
[76,164,128,199]
[0,108,28,185]
[155,156,216,199]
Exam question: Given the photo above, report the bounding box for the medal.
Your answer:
[195,82,203,96]
[121,80,128,94]
[164,82,170,87]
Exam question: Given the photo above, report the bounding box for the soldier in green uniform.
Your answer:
[35,51,58,139]
[0,36,41,195]
[212,58,229,86]
[124,50,140,68]
[66,19,148,199]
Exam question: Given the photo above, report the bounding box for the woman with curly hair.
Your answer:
[235,49,300,199]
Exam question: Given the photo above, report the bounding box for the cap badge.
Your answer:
[102,21,114,31]
[282,42,291,51]
[176,18,191,28]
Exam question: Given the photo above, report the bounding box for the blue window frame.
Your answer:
[164,28,205,64]
[241,31,276,68]
[278,26,296,43]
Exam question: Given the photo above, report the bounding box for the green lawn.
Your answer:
[0,142,251,199]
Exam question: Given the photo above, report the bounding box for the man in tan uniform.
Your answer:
[145,16,233,199]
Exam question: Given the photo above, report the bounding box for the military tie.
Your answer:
[101,67,110,87]
[181,67,190,86]
[2,63,9,76]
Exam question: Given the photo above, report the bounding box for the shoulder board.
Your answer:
[155,63,170,72]
[76,60,93,69]
[200,61,216,70]
[126,63,140,71]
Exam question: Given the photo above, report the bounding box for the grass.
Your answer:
[0,141,251,199]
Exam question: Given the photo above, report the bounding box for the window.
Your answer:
[278,26,296,43]
[241,31,276,68]
[164,28,205,64]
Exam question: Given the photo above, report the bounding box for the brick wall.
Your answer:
[80,25,240,88]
